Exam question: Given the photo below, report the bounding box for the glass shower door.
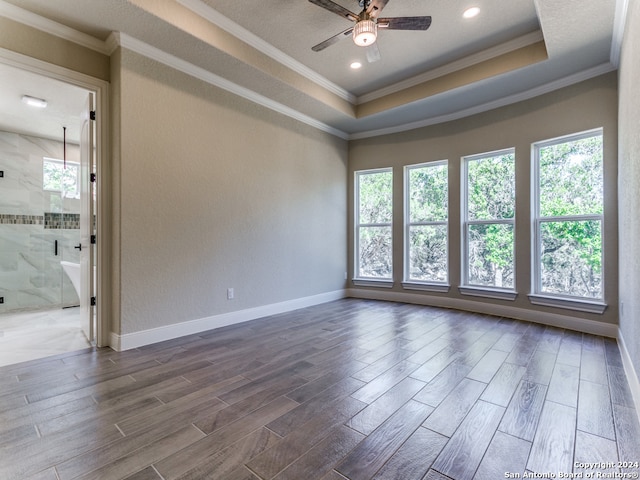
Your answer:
[44,157,81,309]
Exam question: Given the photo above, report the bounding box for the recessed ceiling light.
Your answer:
[350,61,362,70]
[463,7,480,18]
[21,95,47,108]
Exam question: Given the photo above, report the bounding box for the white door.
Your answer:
[79,93,95,342]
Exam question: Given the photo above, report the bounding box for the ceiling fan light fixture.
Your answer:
[353,19,377,46]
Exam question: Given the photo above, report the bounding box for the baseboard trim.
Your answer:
[110,287,619,349]
[346,288,618,338]
[617,328,640,423]
[109,289,346,351]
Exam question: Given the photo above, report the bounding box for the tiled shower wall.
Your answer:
[0,130,81,314]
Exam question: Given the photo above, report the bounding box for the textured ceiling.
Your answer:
[0,62,89,143]
[0,0,621,140]
[203,0,541,95]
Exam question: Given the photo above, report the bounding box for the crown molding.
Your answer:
[0,0,109,54]
[610,0,629,67]
[357,30,545,105]
[349,62,616,140]
[108,32,349,140]
[176,0,356,104]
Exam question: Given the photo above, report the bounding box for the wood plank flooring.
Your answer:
[0,299,638,480]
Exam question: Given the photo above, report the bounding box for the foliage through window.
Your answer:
[43,157,80,199]
[533,129,603,299]
[355,169,393,280]
[405,161,448,283]
[463,149,515,289]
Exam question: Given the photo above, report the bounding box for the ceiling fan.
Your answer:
[308,0,432,62]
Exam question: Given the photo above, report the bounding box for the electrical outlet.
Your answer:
[227,288,234,300]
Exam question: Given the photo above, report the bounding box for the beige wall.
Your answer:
[111,49,348,335]
[0,14,629,352]
[349,72,618,329]
[0,17,109,81]
[618,0,640,388]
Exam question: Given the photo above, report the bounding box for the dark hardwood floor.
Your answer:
[0,299,638,480]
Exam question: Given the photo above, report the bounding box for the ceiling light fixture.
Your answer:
[350,61,363,69]
[353,19,377,46]
[21,95,47,108]
[463,7,480,18]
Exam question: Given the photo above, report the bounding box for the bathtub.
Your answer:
[60,261,81,298]
[61,261,97,300]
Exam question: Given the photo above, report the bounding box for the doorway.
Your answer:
[0,56,104,366]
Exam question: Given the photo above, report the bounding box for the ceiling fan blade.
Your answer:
[366,0,390,18]
[308,0,359,22]
[377,16,432,30]
[311,26,354,52]
[366,43,381,63]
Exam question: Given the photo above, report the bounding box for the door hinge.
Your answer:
[90,110,96,121]
[91,235,97,244]
[90,296,96,306]
[90,173,97,183]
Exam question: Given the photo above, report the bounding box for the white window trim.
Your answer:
[354,167,393,284]
[528,293,606,314]
[531,128,605,307]
[459,285,518,301]
[353,278,395,288]
[461,148,516,291]
[404,160,449,287]
[403,281,450,293]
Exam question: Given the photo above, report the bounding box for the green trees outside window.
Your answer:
[463,150,516,289]
[354,129,604,305]
[406,162,448,283]
[356,169,393,279]
[43,157,79,199]
[534,130,603,299]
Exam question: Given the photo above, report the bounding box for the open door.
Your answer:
[79,93,95,342]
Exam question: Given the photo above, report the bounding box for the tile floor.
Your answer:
[0,299,637,479]
[0,307,92,367]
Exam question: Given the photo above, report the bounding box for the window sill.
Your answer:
[528,294,607,314]
[352,278,394,288]
[402,282,450,293]
[458,286,518,301]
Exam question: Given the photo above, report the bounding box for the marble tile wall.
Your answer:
[0,130,81,314]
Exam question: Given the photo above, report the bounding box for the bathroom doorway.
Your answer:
[0,57,102,366]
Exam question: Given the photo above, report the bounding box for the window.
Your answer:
[404,161,448,289]
[43,157,80,199]
[531,129,604,310]
[355,168,393,285]
[462,149,516,297]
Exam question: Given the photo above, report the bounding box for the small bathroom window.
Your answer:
[43,157,80,199]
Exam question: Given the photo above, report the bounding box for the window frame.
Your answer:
[402,160,450,292]
[529,128,606,313]
[460,148,517,300]
[354,167,394,287]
